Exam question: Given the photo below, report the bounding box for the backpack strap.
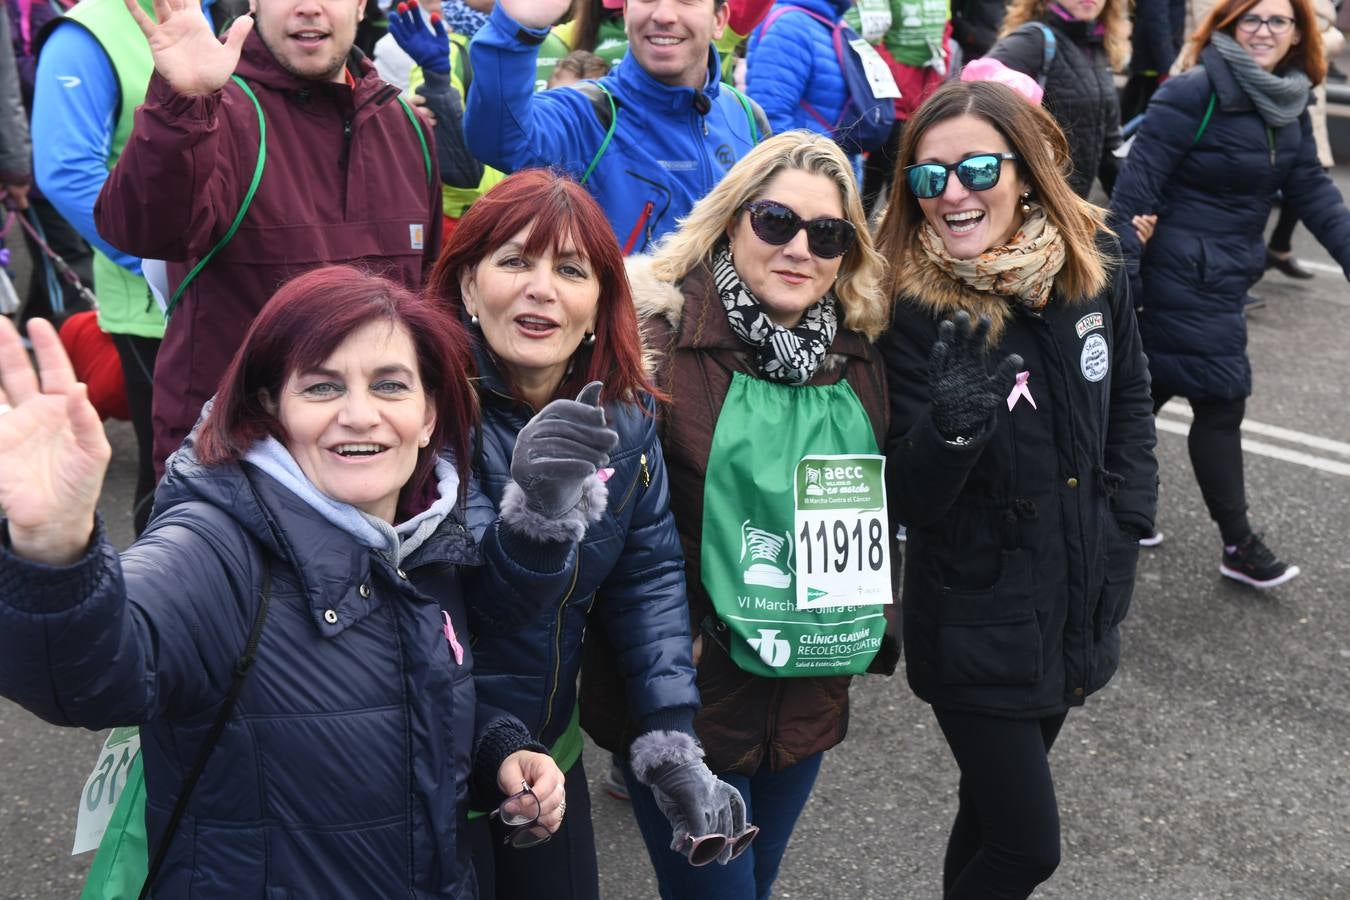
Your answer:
[395,94,434,186]
[137,556,273,900]
[722,83,765,144]
[577,80,619,186]
[1033,22,1057,89]
[759,6,850,130]
[166,74,266,320]
[1192,91,1217,146]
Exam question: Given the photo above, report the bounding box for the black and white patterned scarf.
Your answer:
[712,244,839,385]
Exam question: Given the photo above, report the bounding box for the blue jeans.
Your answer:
[623,753,824,900]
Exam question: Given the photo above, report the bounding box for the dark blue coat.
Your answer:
[882,238,1158,718]
[0,440,570,898]
[469,352,699,759]
[1110,46,1350,400]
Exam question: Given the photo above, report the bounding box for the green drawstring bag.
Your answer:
[79,753,147,900]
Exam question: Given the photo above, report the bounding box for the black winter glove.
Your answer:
[927,311,1023,442]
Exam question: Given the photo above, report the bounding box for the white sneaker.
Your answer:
[1139,530,1164,548]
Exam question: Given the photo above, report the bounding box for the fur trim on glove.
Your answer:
[629,730,703,785]
[498,474,608,544]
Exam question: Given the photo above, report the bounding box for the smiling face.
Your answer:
[1062,0,1107,21]
[1233,0,1300,72]
[275,320,435,523]
[462,224,601,407]
[252,0,365,83]
[624,0,729,89]
[726,168,847,328]
[913,114,1028,260]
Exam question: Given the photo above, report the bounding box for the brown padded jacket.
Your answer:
[580,257,895,775]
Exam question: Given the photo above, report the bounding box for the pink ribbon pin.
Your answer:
[1007,370,1038,412]
[442,611,464,665]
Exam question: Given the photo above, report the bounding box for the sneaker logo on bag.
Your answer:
[739,519,794,589]
[1080,333,1109,383]
[747,628,792,667]
[804,466,825,497]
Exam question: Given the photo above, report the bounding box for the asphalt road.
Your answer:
[2,168,1348,899]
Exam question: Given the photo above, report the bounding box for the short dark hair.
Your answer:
[197,266,476,504]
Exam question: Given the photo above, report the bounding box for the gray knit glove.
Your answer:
[928,311,1023,442]
[630,730,748,865]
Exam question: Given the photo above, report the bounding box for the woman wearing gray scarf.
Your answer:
[1109,0,1350,587]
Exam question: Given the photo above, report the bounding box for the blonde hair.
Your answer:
[650,131,891,341]
[999,0,1131,71]
[875,81,1111,303]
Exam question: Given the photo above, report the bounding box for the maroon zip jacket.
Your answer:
[95,31,441,472]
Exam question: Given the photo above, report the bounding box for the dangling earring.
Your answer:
[1020,192,1033,215]
[582,331,596,346]
[469,314,480,328]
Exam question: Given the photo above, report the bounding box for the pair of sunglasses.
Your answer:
[740,200,856,259]
[680,825,762,866]
[904,152,1019,200]
[489,782,552,848]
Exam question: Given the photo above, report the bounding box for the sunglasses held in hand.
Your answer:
[490,782,553,848]
[904,152,1019,200]
[680,824,762,866]
[740,200,856,259]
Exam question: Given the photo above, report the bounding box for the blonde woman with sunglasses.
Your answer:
[580,130,896,900]
[875,80,1158,898]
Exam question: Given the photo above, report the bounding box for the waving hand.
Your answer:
[124,0,254,97]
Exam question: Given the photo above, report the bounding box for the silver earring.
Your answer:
[582,332,596,346]
[1020,192,1032,215]
[469,314,480,327]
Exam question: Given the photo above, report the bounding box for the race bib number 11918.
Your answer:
[793,455,893,610]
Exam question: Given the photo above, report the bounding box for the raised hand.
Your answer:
[0,318,111,565]
[510,380,618,519]
[124,0,254,97]
[496,0,574,31]
[927,311,1023,442]
[388,1,450,74]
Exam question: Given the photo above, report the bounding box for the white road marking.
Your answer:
[1160,401,1350,457]
[1154,418,1350,478]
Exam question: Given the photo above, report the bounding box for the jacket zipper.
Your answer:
[539,559,582,736]
[611,452,650,515]
[622,202,654,255]
[1266,127,1276,166]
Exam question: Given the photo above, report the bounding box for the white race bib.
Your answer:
[71,727,140,855]
[793,454,893,610]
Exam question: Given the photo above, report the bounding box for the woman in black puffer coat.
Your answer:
[1110,0,1350,587]
[989,0,1130,197]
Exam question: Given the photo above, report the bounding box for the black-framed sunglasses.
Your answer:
[740,200,857,259]
[489,782,552,849]
[1235,13,1295,34]
[904,152,1020,200]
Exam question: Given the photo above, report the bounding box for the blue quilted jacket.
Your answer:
[747,0,853,137]
[0,437,575,897]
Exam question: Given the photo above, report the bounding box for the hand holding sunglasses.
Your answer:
[741,200,856,259]
[905,152,1019,200]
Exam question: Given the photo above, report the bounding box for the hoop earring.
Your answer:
[582,331,596,346]
[1020,192,1032,215]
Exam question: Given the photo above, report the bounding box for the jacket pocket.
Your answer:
[936,550,1043,686]
[1093,527,1140,640]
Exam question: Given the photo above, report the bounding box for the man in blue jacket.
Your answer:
[466,0,768,254]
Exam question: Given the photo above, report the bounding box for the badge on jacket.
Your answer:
[1081,333,1109,382]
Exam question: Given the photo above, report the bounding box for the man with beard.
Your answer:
[95,0,441,472]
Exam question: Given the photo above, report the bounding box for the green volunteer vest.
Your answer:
[62,0,165,338]
[700,373,888,678]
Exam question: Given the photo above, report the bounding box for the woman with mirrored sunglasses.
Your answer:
[579,130,897,900]
[876,80,1158,898]
[987,0,1131,198]
[1110,0,1350,586]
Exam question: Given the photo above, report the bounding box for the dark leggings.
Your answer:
[110,334,159,536]
[1267,203,1299,254]
[467,756,599,900]
[934,708,1068,900]
[1152,389,1251,544]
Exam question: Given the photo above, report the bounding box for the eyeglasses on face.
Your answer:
[739,200,857,259]
[1235,13,1296,34]
[904,152,1020,200]
[490,782,552,849]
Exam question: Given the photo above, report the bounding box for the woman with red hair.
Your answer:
[0,266,625,897]
[428,170,747,899]
[1110,0,1350,586]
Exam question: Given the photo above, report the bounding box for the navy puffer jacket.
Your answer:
[0,439,571,898]
[469,351,699,762]
[1110,45,1350,400]
[747,0,853,138]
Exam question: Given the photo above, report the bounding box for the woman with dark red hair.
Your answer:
[0,266,620,897]
[428,170,748,899]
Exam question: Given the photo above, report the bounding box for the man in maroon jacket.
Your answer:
[95,0,441,473]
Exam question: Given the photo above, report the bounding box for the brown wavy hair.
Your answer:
[1183,0,1325,83]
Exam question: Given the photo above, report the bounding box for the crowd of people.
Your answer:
[0,0,1346,896]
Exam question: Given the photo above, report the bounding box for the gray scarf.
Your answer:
[1210,31,1310,128]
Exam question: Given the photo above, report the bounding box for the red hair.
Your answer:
[426,168,661,407]
[196,266,477,507]
[1189,0,1326,83]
